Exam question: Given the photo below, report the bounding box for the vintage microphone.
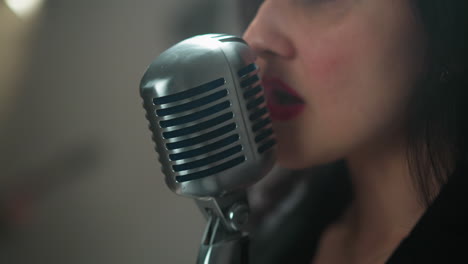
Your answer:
[139,34,276,263]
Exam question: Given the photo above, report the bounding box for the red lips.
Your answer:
[263,77,306,121]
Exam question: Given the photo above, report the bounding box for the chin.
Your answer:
[275,148,311,170]
[275,143,342,170]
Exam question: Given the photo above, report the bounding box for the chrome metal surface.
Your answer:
[140,34,276,198]
[196,212,249,264]
[227,202,250,232]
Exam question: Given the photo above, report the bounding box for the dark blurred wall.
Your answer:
[237,0,263,31]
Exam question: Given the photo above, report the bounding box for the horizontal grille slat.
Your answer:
[240,75,260,88]
[258,139,276,154]
[156,90,228,117]
[159,101,231,128]
[255,128,274,143]
[163,113,234,139]
[175,156,246,182]
[237,63,257,78]
[218,37,247,44]
[172,145,243,172]
[252,118,272,132]
[166,123,237,150]
[169,133,240,161]
[243,85,262,100]
[247,96,265,110]
[153,78,225,105]
[249,107,268,121]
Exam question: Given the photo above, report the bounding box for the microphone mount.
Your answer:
[195,192,250,264]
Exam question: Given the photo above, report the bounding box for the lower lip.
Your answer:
[267,101,305,121]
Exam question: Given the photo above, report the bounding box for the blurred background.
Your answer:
[0,0,261,263]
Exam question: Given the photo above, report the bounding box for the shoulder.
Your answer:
[388,164,468,263]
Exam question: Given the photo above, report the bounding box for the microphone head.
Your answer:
[140,34,276,198]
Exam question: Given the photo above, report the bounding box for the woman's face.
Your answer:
[243,0,427,169]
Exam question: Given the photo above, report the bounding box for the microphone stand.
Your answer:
[195,192,250,264]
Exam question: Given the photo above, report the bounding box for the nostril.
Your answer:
[258,50,282,59]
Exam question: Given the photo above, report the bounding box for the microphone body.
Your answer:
[140,34,276,199]
[140,34,277,264]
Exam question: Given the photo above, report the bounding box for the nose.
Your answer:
[243,2,295,60]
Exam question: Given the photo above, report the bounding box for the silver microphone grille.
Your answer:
[140,34,276,198]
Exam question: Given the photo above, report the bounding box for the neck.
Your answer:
[339,137,428,257]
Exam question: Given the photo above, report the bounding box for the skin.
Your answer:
[243,0,428,263]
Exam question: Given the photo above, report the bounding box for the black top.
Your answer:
[249,160,468,263]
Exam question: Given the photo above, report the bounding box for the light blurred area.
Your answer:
[4,0,45,19]
[0,0,43,130]
[0,1,259,263]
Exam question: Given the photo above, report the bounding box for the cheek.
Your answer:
[302,45,353,85]
[296,24,394,142]
[295,21,416,152]
[298,28,367,106]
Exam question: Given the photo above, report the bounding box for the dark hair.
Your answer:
[407,0,468,206]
